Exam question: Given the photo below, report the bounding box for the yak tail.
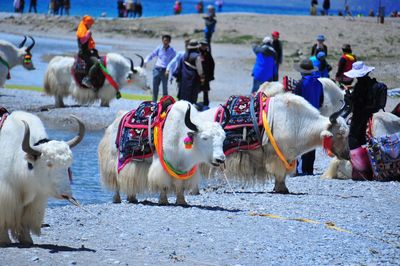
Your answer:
[43,68,52,95]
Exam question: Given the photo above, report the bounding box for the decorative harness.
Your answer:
[116,96,197,180]
[99,56,121,99]
[0,56,11,79]
[153,110,198,180]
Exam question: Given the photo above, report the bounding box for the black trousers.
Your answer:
[301,150,316,175]
[349,111,372,150]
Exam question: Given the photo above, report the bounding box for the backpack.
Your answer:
[366,79,387,113]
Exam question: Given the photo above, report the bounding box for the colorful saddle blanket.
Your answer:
[115,96,175,172]
[71,55,106,89]
[215,92,267,155]
[0,107,9,130]
[367,131,400,181]
[282,75,299,92]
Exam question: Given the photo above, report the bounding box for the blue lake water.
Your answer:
[1,0,398,18]
[46,129,114,207]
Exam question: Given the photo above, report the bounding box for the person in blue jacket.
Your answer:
[294,59,324,175]
[309,51,332,78]
[251,36,277,93]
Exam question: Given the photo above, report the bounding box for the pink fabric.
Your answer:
[350,147,370,171]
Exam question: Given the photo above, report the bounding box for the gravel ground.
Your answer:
[1,13,399,265]
[1,89,399,266]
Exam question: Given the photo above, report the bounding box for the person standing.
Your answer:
[294,59,323,176]
[198,39,215,108]
[125,0,135,17]
[117,0,125,17]
[196,0,204,14]
[343,62,376,179]
[144,35,176,102]
[215,0,223,12]
[311,34,328,56]
[323,0,330,15]
[28,0,37,13]
[76,15,100,89]
[251,36,277,93]
[134,0,143,17]
[271,31,282,81]
[203,5,217,50]
[310,0,318,16]
[63,0,70,16]
[335,44,357,85]
[173,40,204,104]
[173,1,182,15]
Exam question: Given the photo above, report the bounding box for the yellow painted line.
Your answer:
[249,212,352,234]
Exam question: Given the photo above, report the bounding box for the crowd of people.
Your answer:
[13,0,70,15]
[117,0,143,18]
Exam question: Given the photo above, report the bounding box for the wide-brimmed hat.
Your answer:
[262,36,272,44]
[294,59,318,74]
[187,40,200,49]
[344,61,375,78]
[316,34,325,41]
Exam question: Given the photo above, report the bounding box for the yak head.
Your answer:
[17,36,36,70]
[21,116,85,201]
[184,105,226,167]
[321,106,350,160]
[124,54,150,91]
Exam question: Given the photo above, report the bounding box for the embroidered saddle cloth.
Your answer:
[0,107,9,130]
[215,92,267,155]
[115,96,175,172]
[367,131,400,181]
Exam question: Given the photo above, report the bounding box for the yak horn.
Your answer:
[184,105,198,132]
[26,36,35,52]
[125,56,135,73]
[135,53,144,68]
[18,35,27,48]
[21,120,42,157]
[329,102,347,124]
[220,105,230,128]
[67,115,85,148]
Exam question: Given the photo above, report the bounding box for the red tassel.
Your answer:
[323,136,334,157]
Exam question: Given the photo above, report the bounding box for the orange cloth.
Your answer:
[76,15,95,49]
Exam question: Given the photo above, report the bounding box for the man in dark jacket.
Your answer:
[251,36,277,93]
[294,59,324,175]
[174,40,204,104]
[271,31,282,81]
[198,39,215,108]
[343,61,376,180]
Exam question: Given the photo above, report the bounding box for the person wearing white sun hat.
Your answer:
[344,61,376,180]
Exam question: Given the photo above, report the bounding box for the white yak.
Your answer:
[0,111,84,246]
[199,93,350,194]
[0,36,35,88]
[322,111,400,180]
[258,78,345,117]
[98,101,226,205]
[44,53,150,107]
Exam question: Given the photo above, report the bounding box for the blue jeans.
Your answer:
[152,67,168,102]
[252,79,264,93]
